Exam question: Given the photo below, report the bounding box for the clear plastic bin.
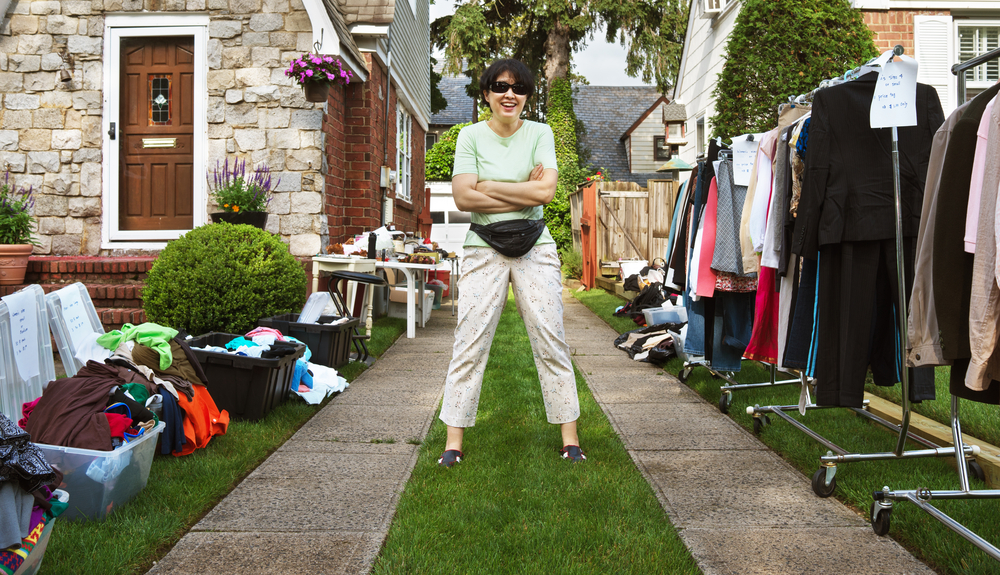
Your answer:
[44,282,105,378]
[38,422,164,521]
[14,489,68,575]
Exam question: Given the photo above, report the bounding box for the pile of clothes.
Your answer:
[0,414,65,574]
[614,321,686,364]
[38,322,230,457]
[197,327,349,404]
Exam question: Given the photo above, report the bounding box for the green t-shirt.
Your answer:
[452,120,559,248]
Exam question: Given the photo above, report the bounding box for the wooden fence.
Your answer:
[570,176,678,288]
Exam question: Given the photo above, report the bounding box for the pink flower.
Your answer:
[310,55,321,65]
[327,72,335,80]
[305,69,313,77]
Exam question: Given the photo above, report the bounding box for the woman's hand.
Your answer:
[529,163,544,182]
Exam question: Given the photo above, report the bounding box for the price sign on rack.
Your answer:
[58,288,91,351]
[1,290,39,381]
[870,49,918,129]
[731,133,764,186]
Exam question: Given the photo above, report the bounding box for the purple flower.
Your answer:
[306,69,313,77]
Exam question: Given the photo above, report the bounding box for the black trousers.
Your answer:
[815,239,934,408]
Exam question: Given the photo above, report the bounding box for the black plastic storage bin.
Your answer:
[257,314,360,368]
[187,332,305,421]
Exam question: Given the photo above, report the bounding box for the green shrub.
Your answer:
[143,223,307,334]
[560,247,583,280]
[425,122,472,181]
[545,78,580,254]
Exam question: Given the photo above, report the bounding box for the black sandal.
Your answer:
[438,449,464,468]
[559,445,586,462]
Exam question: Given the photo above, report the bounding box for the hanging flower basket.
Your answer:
[285,53,353,103]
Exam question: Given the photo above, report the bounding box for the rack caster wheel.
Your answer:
[678,368,691,383]
[811,467,836,497]
[968,459,986,482]
[870,502,891,536]
[752,415,769,435]
[718,392,732,414]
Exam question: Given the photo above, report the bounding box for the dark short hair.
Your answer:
[479,59,535,99]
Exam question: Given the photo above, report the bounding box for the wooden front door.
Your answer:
[119,37,194,230]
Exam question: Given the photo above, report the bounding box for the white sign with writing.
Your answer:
[58,288,92,351]
[731,134,764,186]
[870,51,918,128]
[1,290,39,381]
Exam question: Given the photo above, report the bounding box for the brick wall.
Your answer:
[862,9,950,55]
[322,53,428,247]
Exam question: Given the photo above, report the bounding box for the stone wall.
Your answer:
[0,0,329,256]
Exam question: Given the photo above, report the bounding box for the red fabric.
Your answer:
[744,263,779,363]
[18,397,40,430]
[172,385,230,457]
[104,413,133,438]
[695,177,719,298]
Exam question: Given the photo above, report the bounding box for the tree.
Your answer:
[425,122,472,181]
[709,0,879,141]
[430,56,448,115]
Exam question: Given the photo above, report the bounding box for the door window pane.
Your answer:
[149,75,172,126]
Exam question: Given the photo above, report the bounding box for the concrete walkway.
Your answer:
[148,291,933,575]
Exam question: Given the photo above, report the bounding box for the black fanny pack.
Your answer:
[470,219,546,257]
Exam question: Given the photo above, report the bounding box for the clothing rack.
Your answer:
[871,45,1000,561]
[746,46,978,498]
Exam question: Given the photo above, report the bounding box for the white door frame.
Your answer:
[101,14,209,249]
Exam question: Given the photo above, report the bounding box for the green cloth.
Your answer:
[120,383,159,426]
[46,497,68,519]
[451,120,558,249]
[96,323,179,370]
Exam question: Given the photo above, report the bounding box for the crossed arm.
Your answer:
[452,163,558,214]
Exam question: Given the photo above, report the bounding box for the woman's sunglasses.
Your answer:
[489,81,530,96]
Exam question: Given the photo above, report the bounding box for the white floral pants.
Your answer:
[440,244,580,428]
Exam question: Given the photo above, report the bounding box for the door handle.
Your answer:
[108,122,115,140]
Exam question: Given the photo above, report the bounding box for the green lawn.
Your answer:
[38,317,407,575]
[372,293,701,575]
[574,288,1000,575]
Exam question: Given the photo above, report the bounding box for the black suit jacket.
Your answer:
[792,73,945,259]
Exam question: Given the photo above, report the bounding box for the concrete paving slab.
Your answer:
[583,376,703,404]
[246,450,414,481]
[356,355,451,372]
[635,449,858,528]
[622,429,768,451]
[333,384,443,407]
[295,404,433,443]
[602,402,748,435]
[195,475,402,532]
[147,531,382,575]
[680,527,937,575]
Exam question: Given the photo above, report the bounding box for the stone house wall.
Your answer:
[0,0,328,257]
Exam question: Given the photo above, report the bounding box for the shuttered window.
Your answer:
[914,15,955,114]
[959,25,999,88]
[396,104,412,203]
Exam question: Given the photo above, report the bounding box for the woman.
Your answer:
[438,59,584,467]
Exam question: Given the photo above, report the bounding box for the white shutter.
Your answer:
[914,15,955,115]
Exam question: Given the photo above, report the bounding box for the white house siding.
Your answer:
[672,0,740,167]
[388,0,429,129]
[0,0,327,256]
[630,102,669,173]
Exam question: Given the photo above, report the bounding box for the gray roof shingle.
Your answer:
[573,85,669,186]
[430,76,476,127]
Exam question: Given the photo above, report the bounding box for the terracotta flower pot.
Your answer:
[0,244,33,285]
[304,82,330,103]
[210,211,269,230]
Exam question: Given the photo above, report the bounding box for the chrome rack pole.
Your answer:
[890,121,911,457]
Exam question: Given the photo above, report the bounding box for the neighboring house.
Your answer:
[425,74,474,256]
[0,0,430,258]
[673,0,1000,165]
[573,85,686,186]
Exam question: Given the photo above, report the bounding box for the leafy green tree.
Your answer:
[425,122,472,181]
[430,56,447,115]
[545,77,582,253]
[710,0,879,140]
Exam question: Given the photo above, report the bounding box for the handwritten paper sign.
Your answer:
[58,287,92,351]
[1,290,39,382]
[731,134,764,186]
[870,51,918,129]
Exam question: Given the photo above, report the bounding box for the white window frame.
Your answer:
[102,14,209,249]
[956,20,1000,93]
[396,104,413,203]
[695,115,706,158]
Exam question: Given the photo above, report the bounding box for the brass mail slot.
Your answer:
[142,138,176,148]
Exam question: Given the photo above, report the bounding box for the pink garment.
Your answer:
[743,265,779,364]
[245,327,285,341]
[965,95,998,253]
[695,177,720,298]
[18,398,40,430]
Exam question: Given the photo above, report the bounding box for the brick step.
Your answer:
[26,256,157,285]
[98,308,147,332]
[0,283,144,308]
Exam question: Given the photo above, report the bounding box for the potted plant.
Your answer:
[285,53,353,103]
[0,172,38,285]
[207,158,280,230]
